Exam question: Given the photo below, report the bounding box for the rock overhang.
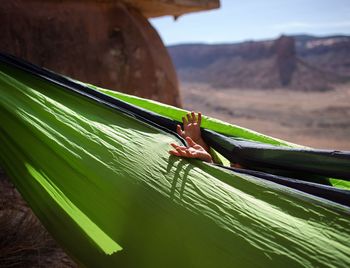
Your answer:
[107,0,220,18]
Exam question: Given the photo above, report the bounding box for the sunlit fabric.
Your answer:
[0,53,349,267]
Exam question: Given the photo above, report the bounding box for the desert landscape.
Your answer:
[170,35,350,150]
[2,1,349,267]
[181,82,350,150]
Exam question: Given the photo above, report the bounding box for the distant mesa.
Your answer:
[168,34,350,91]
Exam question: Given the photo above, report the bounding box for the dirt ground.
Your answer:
[0,170,76,267]
[181,82,350,150]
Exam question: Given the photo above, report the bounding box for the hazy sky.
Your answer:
[150,0,350,45]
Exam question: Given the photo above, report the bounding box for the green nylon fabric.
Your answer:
[90,85,297,147]
[89,85,350,189]
[1,63,350,267]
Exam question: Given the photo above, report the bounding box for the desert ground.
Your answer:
[181,82,350,150]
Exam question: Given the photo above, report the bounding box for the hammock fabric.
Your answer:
[0,53,349,267]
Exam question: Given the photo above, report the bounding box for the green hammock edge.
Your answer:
[89,85,350,190]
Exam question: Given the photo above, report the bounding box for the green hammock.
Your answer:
[0,53,349,267]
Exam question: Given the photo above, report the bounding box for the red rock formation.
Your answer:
[0,1,184,106]
[123,0,220,18]
[274,35,297,86]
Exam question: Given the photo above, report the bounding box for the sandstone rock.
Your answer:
[0,0,191,106]
[122,0,220,18]
[274,35,297,86]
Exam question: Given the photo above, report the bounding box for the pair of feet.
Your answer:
[168,112,213,163]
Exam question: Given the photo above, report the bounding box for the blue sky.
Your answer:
[150,0,350,45]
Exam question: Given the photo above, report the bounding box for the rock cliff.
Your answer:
[169,35,350,91]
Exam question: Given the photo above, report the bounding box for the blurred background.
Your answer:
[151,0,350,150]
[1,0,349,150]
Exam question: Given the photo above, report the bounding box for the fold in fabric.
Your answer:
[0,53,349,267]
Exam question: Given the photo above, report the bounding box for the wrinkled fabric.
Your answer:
[0,60,349,267]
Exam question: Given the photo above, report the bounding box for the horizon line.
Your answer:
[164,33,350,47]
